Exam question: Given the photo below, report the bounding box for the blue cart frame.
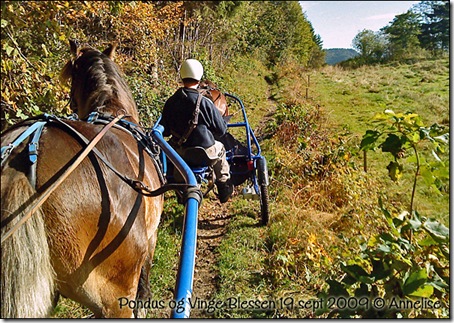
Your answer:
[224,93,269,225]
[152,93,269,318]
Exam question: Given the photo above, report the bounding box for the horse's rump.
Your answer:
[199,80,228,116]
[1,119,163,317]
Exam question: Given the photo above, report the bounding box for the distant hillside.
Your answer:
[325,48,359,65]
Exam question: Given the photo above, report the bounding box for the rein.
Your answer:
[1,114,124,244]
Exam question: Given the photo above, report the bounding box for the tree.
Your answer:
[381,10,421,60]
[415,1,449,54]
[352,29,388,63]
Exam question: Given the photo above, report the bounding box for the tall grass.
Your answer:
[211,57,449,318]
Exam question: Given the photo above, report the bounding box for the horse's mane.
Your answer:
[61,44,138,121]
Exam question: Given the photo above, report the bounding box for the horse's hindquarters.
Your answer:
[1,130,56,318]
[1,121,163,318]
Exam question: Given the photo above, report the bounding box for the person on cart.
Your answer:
[160,59,233,203]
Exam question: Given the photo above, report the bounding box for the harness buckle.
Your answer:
[28,142,38,164]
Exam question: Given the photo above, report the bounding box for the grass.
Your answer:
[214,212,270,318]
[311,58,449,224]
[209,57,449,319]
[147,193,184,318]
[314,58,449,132]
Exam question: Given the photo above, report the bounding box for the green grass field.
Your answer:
[312,58,449,223]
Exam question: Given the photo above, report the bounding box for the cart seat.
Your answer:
[180,146,218,167]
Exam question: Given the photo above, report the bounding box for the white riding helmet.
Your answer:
[180,59,203,81]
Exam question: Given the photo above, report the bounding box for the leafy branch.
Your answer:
[360,110,449,214]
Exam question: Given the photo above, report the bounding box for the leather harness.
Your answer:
[1,113,191,197]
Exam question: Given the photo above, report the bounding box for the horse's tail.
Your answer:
[1,169,55,318]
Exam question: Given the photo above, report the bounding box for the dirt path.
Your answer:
[190,196,231,318]
[188,93,276,318]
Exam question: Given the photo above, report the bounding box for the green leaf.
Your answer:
[4,44,14,56]
[386,161,403,182]
[417,235,437,246]
[392,210,408,228]
[340,264,374,284]
[431,150,442,162]
[1,19,8,28]
[360,130,381,151]
[434,133,449,144]
[327,279,349,296]
[408,215,422,231]
[408,284,434,298]
[409,131,420,143]
[370,259,391,280]
[380,134,403,157]
[423,219,449,243]
[376,243,391,253]
[402,269,428,296]
[379,232,396,243]
[427,275,450,291]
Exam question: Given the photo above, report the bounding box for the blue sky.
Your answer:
[300,1,420,49]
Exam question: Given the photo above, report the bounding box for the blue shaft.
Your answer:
[172,197,199,318]
[151,125,199,318]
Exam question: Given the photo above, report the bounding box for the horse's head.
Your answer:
[199,80,229,117]
[60,40,139,122]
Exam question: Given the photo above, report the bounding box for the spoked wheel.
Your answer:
[259,184,269,225]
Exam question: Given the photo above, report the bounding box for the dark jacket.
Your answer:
[161,87,227,148]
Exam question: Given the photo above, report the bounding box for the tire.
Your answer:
[257,157,269,186]
[259,184,269,225]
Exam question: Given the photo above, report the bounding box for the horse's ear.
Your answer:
[69,39,79,58]
[60,40,79,84]
[103,43,117,60]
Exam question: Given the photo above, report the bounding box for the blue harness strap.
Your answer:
[28,122,46,164]
[1,121,47,168]
[27,121,46,187]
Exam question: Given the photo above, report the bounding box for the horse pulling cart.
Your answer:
[1,41,268,319]
[0,41,201,319]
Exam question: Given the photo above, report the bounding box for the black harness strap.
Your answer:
[172,93,203,147]
[87,115,166,185]
[48,115,186,197]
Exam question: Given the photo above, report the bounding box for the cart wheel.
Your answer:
[259,184,269,225]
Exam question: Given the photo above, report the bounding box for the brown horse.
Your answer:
[199,80,229,116]
[1,41,164,318]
